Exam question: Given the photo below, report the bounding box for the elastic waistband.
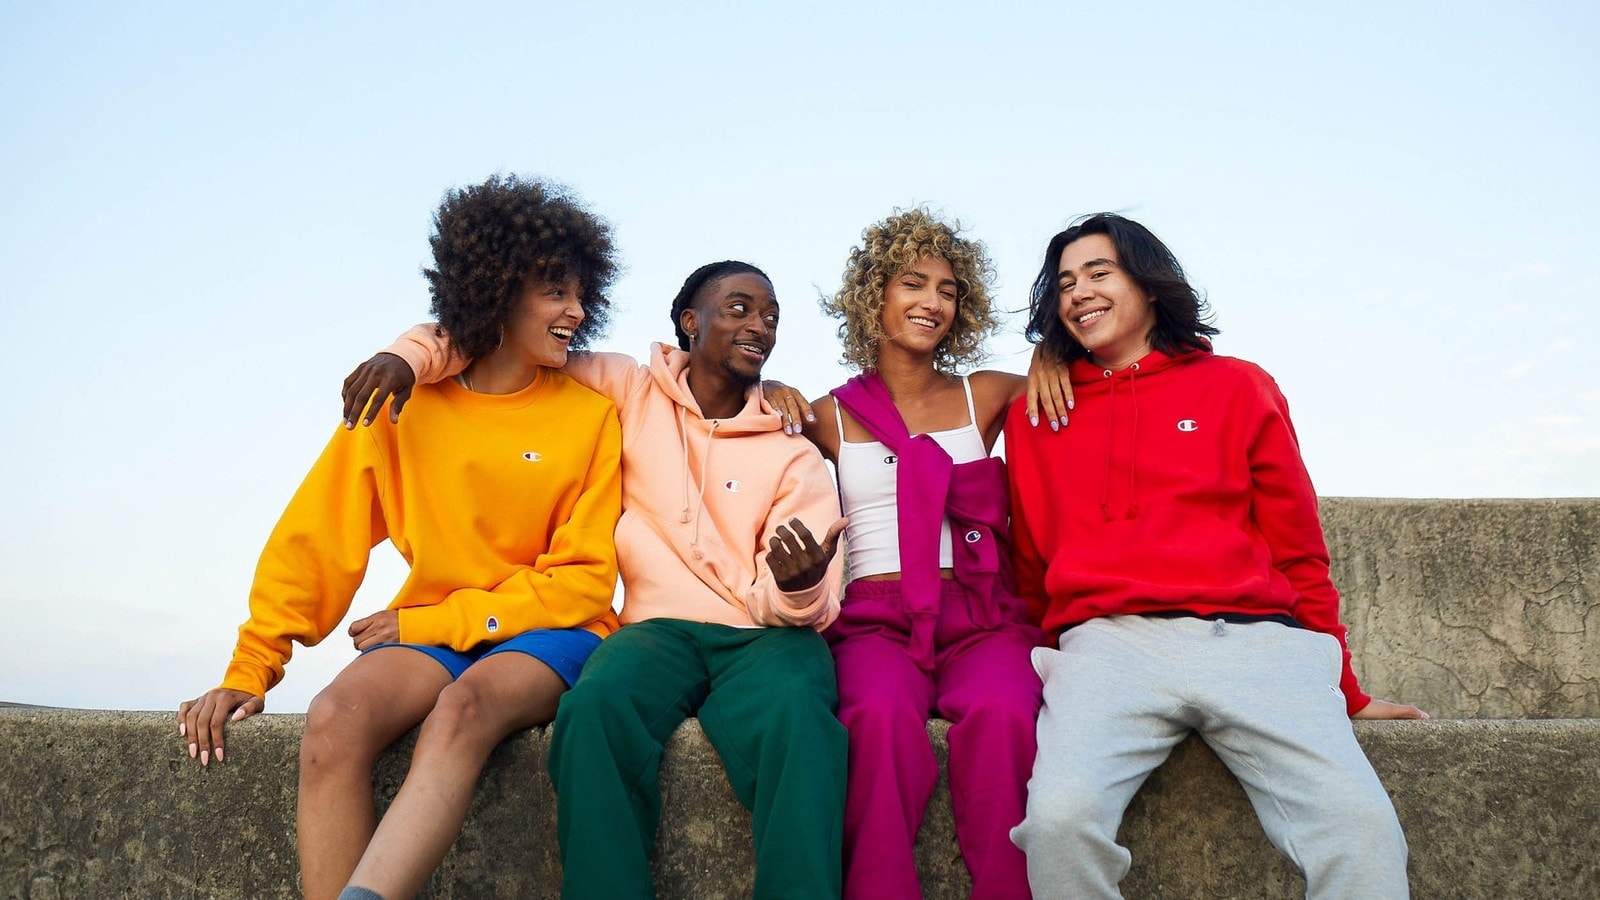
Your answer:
[842,578,967,602]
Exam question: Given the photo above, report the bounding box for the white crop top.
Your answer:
[835,376,989,578]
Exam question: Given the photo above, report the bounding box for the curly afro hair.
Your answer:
[425,174,617,361]
[820,207,999,375]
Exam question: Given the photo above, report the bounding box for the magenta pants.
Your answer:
[827,578,1043,899]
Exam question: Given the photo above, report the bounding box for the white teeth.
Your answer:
[1076,309,1107,325]
[735,342,765,356]
[909,316,938,328]
[550,327,574,339]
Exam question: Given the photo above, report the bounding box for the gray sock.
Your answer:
[338,888,386,900]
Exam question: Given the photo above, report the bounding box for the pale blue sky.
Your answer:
[2,2,1596,711]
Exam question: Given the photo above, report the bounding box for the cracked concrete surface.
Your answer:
[1325,498,1599,719]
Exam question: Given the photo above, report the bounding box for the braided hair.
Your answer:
[668,260,771,350]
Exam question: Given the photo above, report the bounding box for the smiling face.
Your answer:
[681,271,779,386]
[877,255,957,360]
[504,276,586,368]
[1056,233,1157,369]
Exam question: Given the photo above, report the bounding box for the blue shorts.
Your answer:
[365,627,602,687]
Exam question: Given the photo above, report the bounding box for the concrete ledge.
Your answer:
[3,711,1597,898]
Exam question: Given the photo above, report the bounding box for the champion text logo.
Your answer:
[1176,419,1198,433]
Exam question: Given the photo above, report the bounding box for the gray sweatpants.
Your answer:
[1010,615,1409,899]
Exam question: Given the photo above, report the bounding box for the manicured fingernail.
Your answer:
[215,746,224,763]
[344,419,355,430]
[1030,416,1038,427]
[1059,415,1069,427]
[1050,420,1060,432]
[179,722,186,737]
[188,742,197,759]
[1067,400,1075,410]
[200,749,209,766]
[806,413,816,422]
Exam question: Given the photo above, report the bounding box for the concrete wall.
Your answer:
[3,498,1597,898]
[2,712,1596,899]
[1325,498,1599,719]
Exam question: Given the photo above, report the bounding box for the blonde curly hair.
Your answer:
[821,208,999,374]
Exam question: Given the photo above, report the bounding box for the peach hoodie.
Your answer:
[389,327,842,630]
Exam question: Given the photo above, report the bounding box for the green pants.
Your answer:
[549,618,847,899]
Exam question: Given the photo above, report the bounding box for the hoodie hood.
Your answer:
[1066,345,1210,387]
[648,342,785,435]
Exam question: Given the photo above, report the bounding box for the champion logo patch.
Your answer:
[485,616,500,634]
[1176,419,1198,433]
[884,455,897,465]
[522,451,543,462]
[724,480,742,493]
[964,530,982,544]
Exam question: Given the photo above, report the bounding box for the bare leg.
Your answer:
[345,651,569,899]
[297,649,453,900]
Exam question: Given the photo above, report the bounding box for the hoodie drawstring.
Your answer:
[677,405,717,559]
[1099,362,1142,522]
[679,407,693,523]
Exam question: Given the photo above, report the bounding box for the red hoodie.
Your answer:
[1004,347,1371,714]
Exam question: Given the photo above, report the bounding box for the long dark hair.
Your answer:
[1025,213,1217,362]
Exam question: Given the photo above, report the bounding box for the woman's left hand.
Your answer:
[768,517,849,592]
[762,380,815,436]
[1025,346,1075,431]
[349,610,400,651]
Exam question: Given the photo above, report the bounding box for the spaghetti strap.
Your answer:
[961,375,977,427]
[832,397,847,444]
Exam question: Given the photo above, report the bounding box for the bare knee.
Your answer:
[300,684,394,779]
[417,680,513,755]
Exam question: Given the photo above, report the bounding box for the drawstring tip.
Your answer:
[679,511,691,524]
[1213,619,1225,636]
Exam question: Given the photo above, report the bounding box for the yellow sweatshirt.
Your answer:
[221,369,622,698]
[386,327,843,631]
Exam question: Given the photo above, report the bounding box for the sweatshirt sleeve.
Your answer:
[744,450,844,630]
[398,407,623,646]
[1003,409,1053,629]
[385,327,642,412]
[557,351,644,410]
[221,427,389,698]
[385,323,468,384]
[1248,375,1371,715]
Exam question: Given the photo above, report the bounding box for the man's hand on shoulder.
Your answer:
[342,352,416,428]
